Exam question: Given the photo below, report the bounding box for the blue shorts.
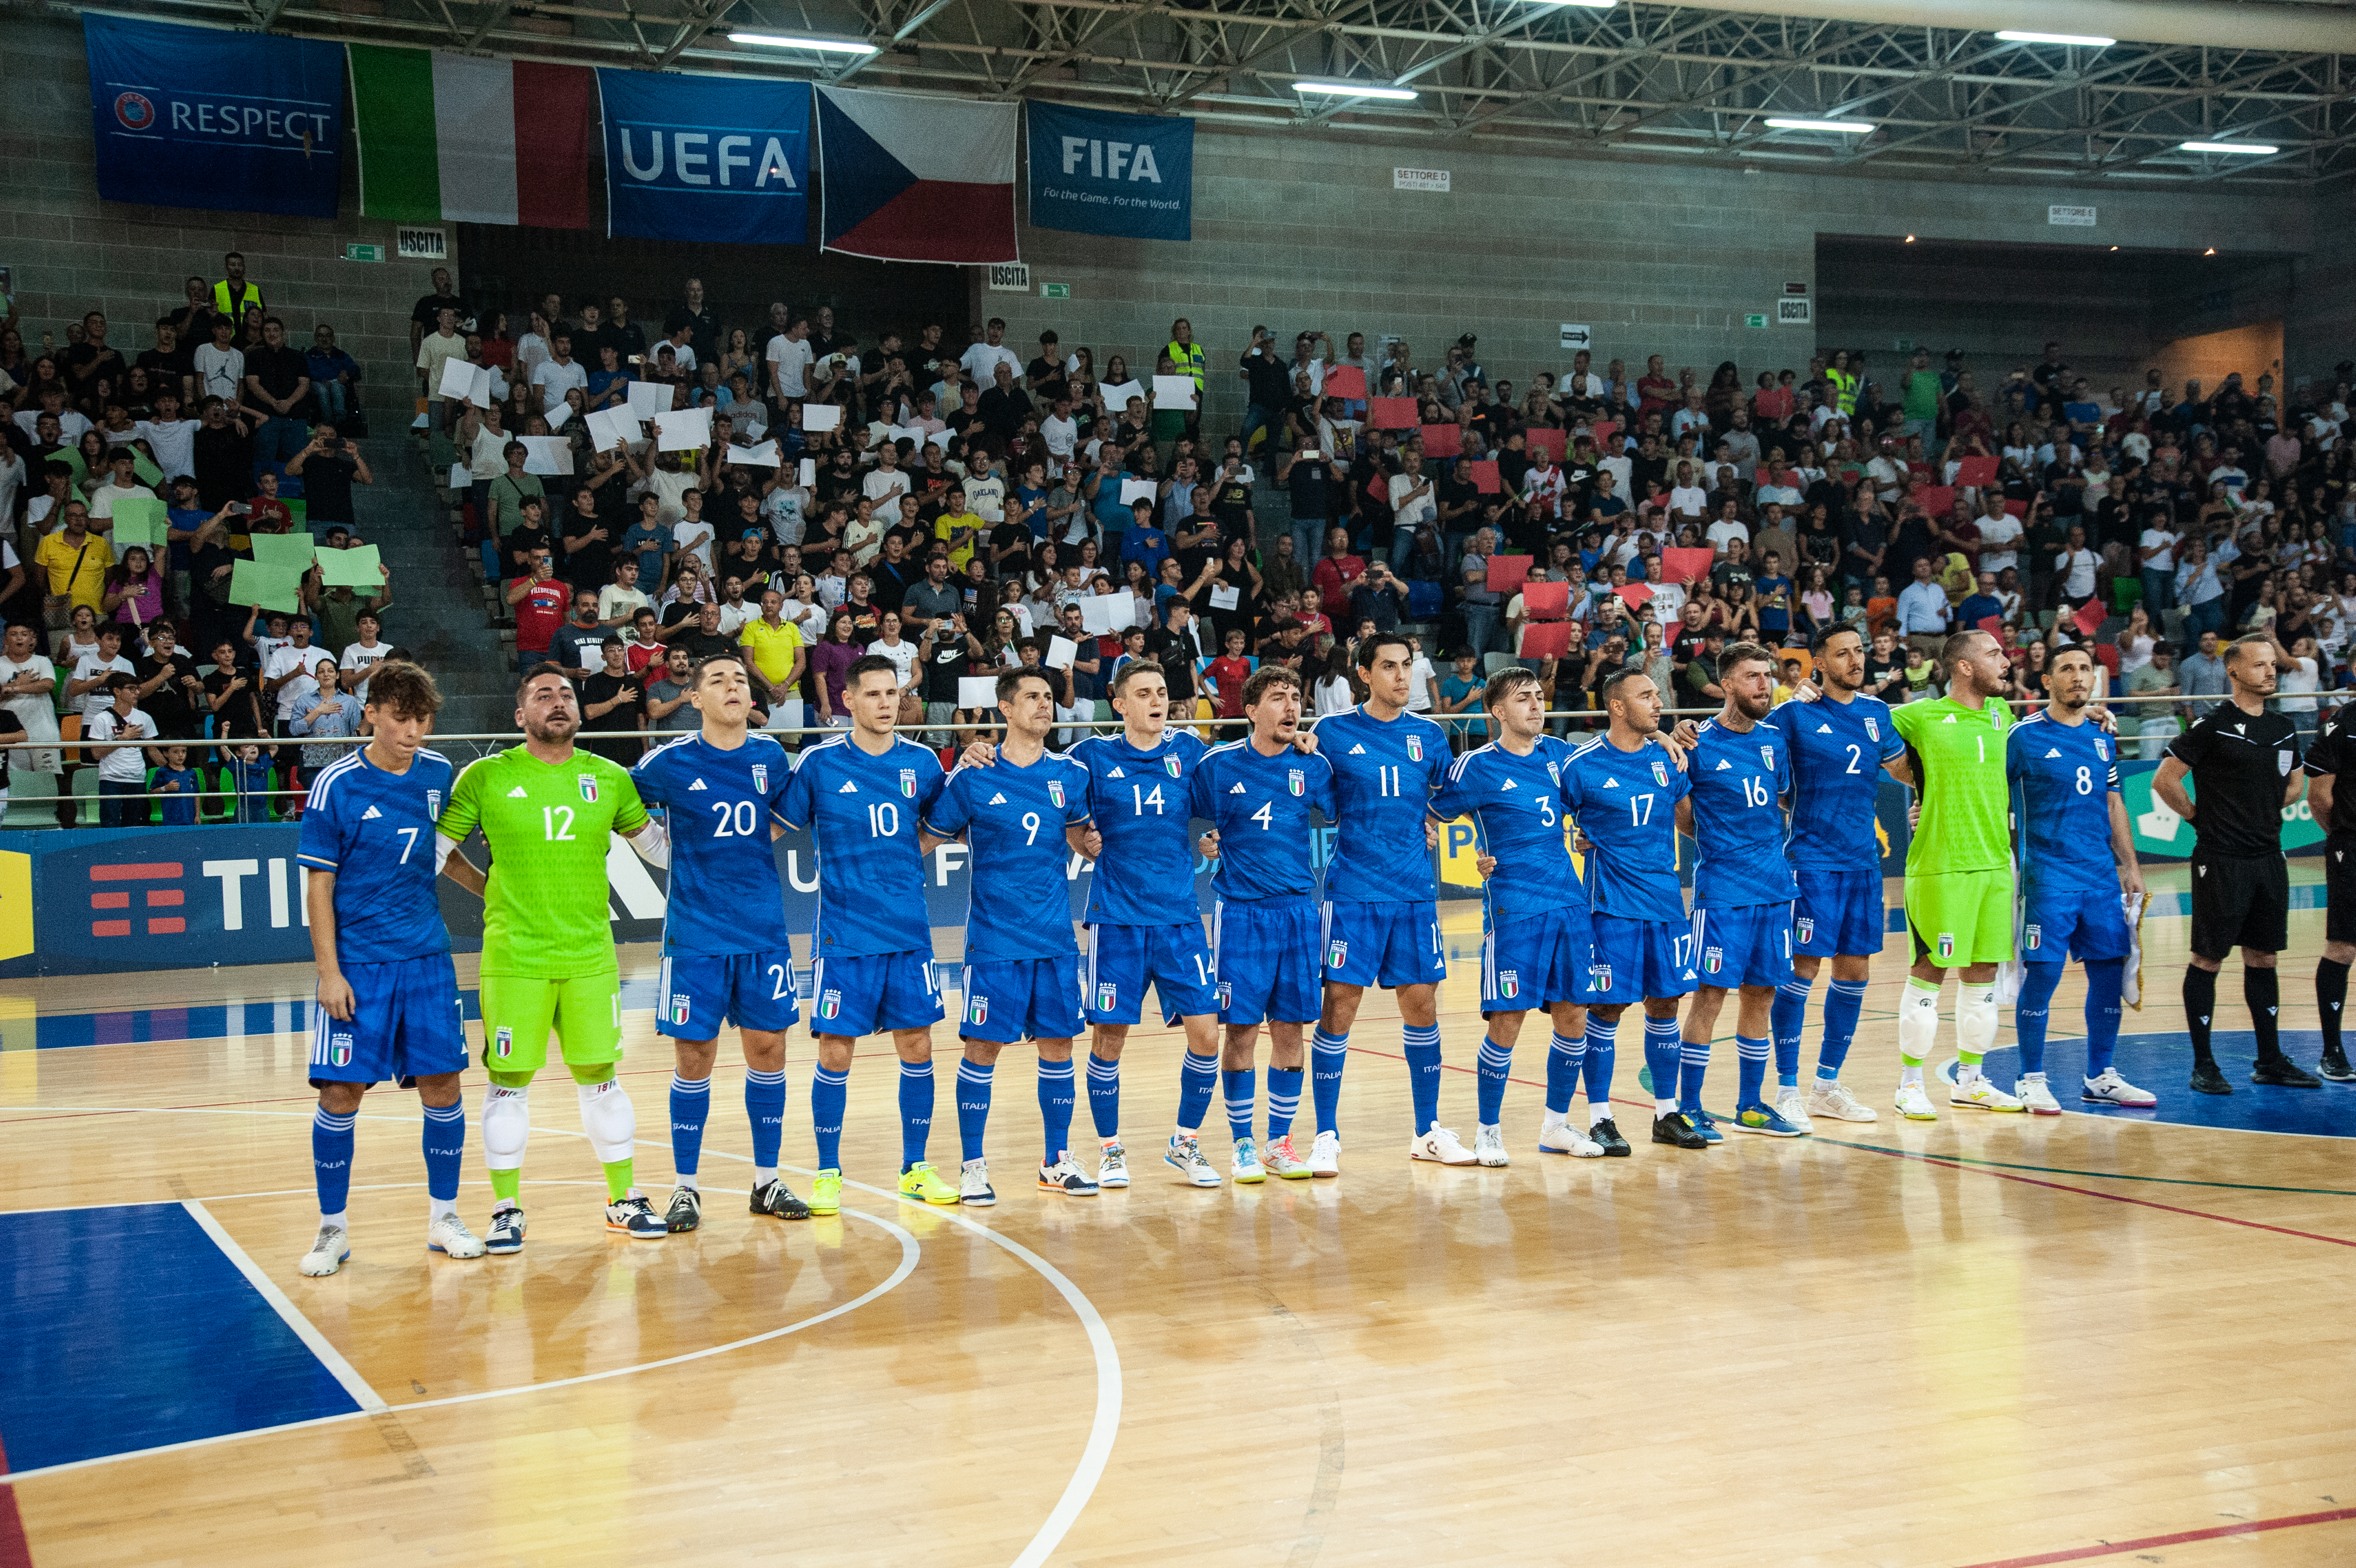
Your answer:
[2021,884,2132,963]
[960,954,1086,1044]
[1322,899,1447,989]
[1481,905,1590,1014]
[1588,912,1699,1004]
[1692,903,1795,990]
[1213,897,1321,1027]
[809,950,944,1038]
[1084,920,1218,1025]
[656,948,802,1040]
[309,952,468,1087]
[1794,866,1886,958]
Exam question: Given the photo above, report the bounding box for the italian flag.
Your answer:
[348,45,593,228]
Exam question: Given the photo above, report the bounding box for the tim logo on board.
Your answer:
[597,70,811,245]
[1025,100,1193,242]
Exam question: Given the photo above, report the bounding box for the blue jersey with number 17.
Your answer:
[1766,693,1904,872]
[1069,729,1208,927]
[1559,735,1691,923]
[632,732,793,956]
[2007,712,2122,895]
[1687,718,1796,908]
[1316,705,1450,903]
[776,733,946,958]
[925,750,1094,960]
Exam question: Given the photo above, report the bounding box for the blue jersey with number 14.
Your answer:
[1317,705,1450,903]
[632,732,793,956]
[1767,693,1903,873]
[1070,729,1208,927]
[1687,718,1796,908]
[776,733,946,958]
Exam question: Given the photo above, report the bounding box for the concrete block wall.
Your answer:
[2,15,435,423]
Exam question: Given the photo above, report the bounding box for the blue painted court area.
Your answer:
[1963,1030,2355,1139]
[0,1204,364,1470]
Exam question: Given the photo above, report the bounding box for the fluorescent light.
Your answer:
[1560,0,1618,7]
[1995,29,2115,46]
[1763,117,1874,134]
[2181,140,2278,155]
[727,31,878,54]
[1293,81,1418,100]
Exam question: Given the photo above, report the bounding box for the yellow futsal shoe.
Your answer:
[1950,1073,2025,1112]
[898,1161,963,1205]
[809,1169,843,1216]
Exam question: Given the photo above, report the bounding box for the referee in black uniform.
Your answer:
[2153,633,2325,1094]
[2294,705,2356,1082]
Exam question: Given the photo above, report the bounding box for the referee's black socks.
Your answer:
[2246,966,2283,1064]
[2184,967,2218,1070]
[2318,959,2349,1059]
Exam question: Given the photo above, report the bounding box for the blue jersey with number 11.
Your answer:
[1317,705,1450,903]
[632,732,793,956]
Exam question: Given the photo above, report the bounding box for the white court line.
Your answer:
[180,1197,390,1415]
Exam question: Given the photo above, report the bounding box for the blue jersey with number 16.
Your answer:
[776,733,946,958]
[632,732,793,956]
[1686,718,1796,908]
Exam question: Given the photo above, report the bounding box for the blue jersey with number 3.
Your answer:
[631,732,793,956]
[1426,737,1583,927]
[1559,736,1691,923]
[776,733,946,957]
[925,751,1094,960]
[1069,729,1208,927]
[1686,718,1796,908]
[2006,712,2122,895]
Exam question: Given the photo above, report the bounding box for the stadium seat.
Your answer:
[3,773,58,829]
[69,767,100,826]
[1407,580,1442,619]
[2112,577,2143,612]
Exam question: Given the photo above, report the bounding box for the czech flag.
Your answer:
[816,85,1017,264]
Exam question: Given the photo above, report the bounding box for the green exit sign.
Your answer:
[1041,282,1071,299]
[342,242,385,263]
[1743,313,1768,329]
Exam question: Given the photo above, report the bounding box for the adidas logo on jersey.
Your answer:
[1713,759,1732,770]
[1107,767,1125,778]
[837,782,859,794]
[1602,777,1620,788]
[1348,744,1366,754]
[507,786,529,797]
[1941,715,1957,724]
[2044,748,2061,758]
[361,805,383,819]
[1815,723,1832,733]
[989,793,1007,805]
[689,778,708,791]
[1229,782,1247,794]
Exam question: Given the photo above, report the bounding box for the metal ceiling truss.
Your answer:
[88,0,2356,184]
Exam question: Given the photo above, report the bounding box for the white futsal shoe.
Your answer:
[1095,1141,1131,1188]
[1309,1130,1341,1177]
[1894,1082,1939,1121]
[1806,1079,1877,1123]
[298,1224,349,1277]
[2015,1075,2063,1115]
[1537,1115,1605,1157]
[2082,1068,2159,1108]
[1950,1074,2026,1113]
[1410,1125,1481,1165]
[427,1213,487,1258]
[1773,1086,1818,1133]
[1474,1124,1511,1167]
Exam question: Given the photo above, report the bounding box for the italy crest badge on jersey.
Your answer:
[1703,947,1723,975]
[818,989,842,1021]
[899,769,918,798]
[494,1026,513,1058]
[1327,940,1348,970]
[1288,769,1304,796]
[328,1031,353,1067]
[1406,735,1424,762]
[966,994,989,1027]
[427,790,442,817]
[668,993,692,1026]
[1095,982,1117,1012]
[2092,740,2107,765]
[1048,780,1066,808]
[2024,924,2042,952]
[1164,756,1182,778]
[752,763,769,792]
[1496,971,1519,1000]
[1936,933,1956,962]
[577,774,599,803]
[1865,717,1879,741]
[1797,916,1815,944]
[1760,744,1776,771]
[1650,759,1668,786]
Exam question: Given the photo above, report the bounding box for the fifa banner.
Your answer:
[1024,100,1194,242]
[82,13,345,218]
[596,70,810,245]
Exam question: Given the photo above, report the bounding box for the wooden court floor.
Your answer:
[1,872,2352,1568]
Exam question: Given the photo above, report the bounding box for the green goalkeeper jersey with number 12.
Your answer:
[437,746,649,978]
[1891,695,2012,876]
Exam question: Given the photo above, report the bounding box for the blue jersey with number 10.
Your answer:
[632,732,793,956]
[2007,712,2122,895]
[1070,729,1208,927]
[1766,693,1904,872]
[1687,718,1796,908]
[776,733,946,958]
[925,751,1094,960]
[1317,705,1450,903]
[1559,735,1691,924]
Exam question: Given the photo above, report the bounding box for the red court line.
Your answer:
[0,1430,32,1568]
[1954,1503,2356,1567]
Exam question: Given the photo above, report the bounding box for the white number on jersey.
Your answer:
[865,802,901,838]
[1131,783,1165,816]
[711,799,759,837]
[543,805,576,841]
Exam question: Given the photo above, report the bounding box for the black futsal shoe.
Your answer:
[1651,1111,1711,1150]
[2188,1061,2233,1096]
[2251,1056,2322,1088]
[2317,1044,2355,1083]
[750,1178,813,1219]
[1589,1117,1632,1157]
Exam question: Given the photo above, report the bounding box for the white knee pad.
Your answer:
[1897,981,1942,1063]
[576,1078,638,1164]
[1956,983,1999,1057]
[482,1085,531,1169]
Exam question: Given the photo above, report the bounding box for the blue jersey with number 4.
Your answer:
[1559,736,1691,923]
[2007,712,2121,895]
[1316,705,1450,903]
[1069,729,1208,927]
[1188,739,1335,902]
[295,748,455,965]
[926,751,1094,961]
[1426,737,1583,927]
[1766,694,1903,873]
[632,732,793,956]
[777,733,945,957]
[1687,718,1796,908]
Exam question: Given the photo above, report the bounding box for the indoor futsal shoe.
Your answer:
[1263,1135,1313,1180]
[750,1179,811,1220]
[1412,1124,1482,1165]
[1950,1076,2024,1112]
[2188,1062,2232,1095]
[1537,1117,1603,1157]
[665,1186,703,1233]
[2082,1068,2157,1107]
[809,1169,844,1216]
[1806,1079,1875,1123]
[427,1213,487,1259]
[1096,1141,1131,1188]
[2016,1075,2063,1115]
[2318,1045,2355,1083]
[1731,1103,1806,1137]
[1231,1137,1267,1184]
[1774,1087,1820,1131]
[1590,1118,1632,1157]
[1038,1154,1100,1196]
[298,1223,350,1277]
[2251,1056,2323,1088]
[899,1162,963,1206]
[1652,1111,1711,1150]
[1164,1133,1222,1188]
[1894,1083,1938,1121]
[1475,1123,1511,1166]
[606,1190,668,1240]
[486,1204,527,1254]
[1309,1130,1341,1177]
[957,1160,997,1207]
[1682,1107,1724,1144]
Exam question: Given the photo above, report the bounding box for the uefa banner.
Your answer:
[1024,99,1193,242]
[82,13,346,218]
[597,69,810,245]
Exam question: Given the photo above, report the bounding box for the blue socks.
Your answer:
[1545,1031,1582,1116]
[1038,1057,1076,1164]
[421,1099,465,1204]
[1735,1034,1770,1110]
[1177,1050,1219,1133]
[811,1065,849,1170]
[1642,1014,1682,1111]
[1820,980,1866,1080]
[1222,1067,1257,1141]
[1310,1030,1348,1135]
[746,1068,786,1178]
[1086,1051,1121,1138]
[2017,962,2064,1077]
[898,1059,935,1170]
[313,1106,355,1219]
[956,1059,995,1162]
[1402,1024,1442,1134]
[1266,1067,1302,1139]
[1677,1035,1710,1113]
[1771,978,1811,1083]
[1476,1038,1512,1124]
[669,1073,711,1179]
[1582,1016,1617,1112]
[2084,958,2126,1078]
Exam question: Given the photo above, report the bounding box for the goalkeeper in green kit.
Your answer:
[437,665,675,1250]
[1888,630,2027,1120]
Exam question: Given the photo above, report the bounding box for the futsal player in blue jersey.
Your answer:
[1309,633,1466,1171]
[1762,625,1912,1127]
[1426,665,1605,1164]
[631,652,809,1234]
[294,663,485,1275]
[776,655,955,1212]
[1559,668,1704,1150]
[1189,666,1337,1181]
[2006,644,2153,1111]
[1676,643,1807,1138]
[924,668,1099,1203]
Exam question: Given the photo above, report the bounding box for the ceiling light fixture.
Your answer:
[1994,30,2115,46]
[728,32,879,54]
[1763,117,1874,134]
[2181,141,2278,155]
[1294,81,1418,99]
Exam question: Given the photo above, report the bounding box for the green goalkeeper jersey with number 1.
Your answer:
[1891,695,2013,876]
[437,746,649,978]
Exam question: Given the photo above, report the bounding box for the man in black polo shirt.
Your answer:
[284,423,371,528]
[663,277,722,369]
[240,316,313,480]
[2295,707,2356,1082]
[409,268,467,358]
[2153,634,2323,1093]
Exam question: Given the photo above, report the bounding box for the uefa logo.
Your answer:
[114,91,156,131]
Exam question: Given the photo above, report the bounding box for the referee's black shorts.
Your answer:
[2326,836,2356,945]
[2189,852,2290,959]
